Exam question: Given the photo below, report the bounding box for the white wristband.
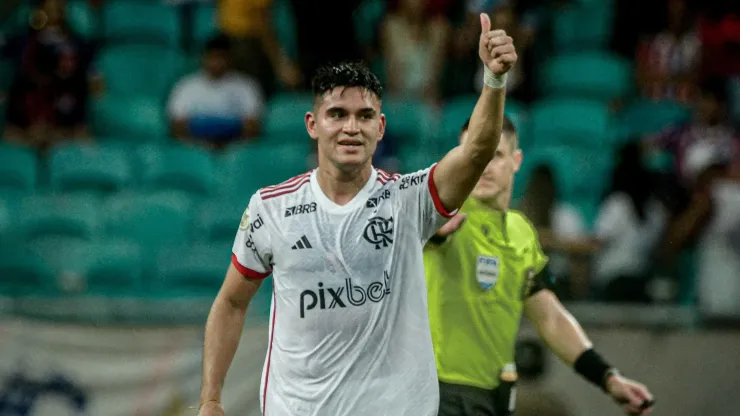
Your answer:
[483,65,507,89]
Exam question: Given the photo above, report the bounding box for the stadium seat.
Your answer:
[383,98,434,145]
[439,95,528,144]
[616,100,691,141]
[0,190,23,239]
[529,99,612,148]
[102,191,193,253]
[102,0,180,46]
[28,237,144,295]
[264,93,314,138]
[97,44,185,99]
[0,144,38,191]
[67,0,96,38]
[0,241,55,295]
[220,142,311,194]
[273,0,298,60]
[152,243,233,295]
[552,2,614,51]
[91,95,169,140]
[137,143,216,196]
[48,142,133,194]
[540,52,632,102]
[355,0,387,48]
[193,4,217,47]
[514,144,613,204]
[196,198,248,243]
[17,194,101,242]
[399,147,446,172]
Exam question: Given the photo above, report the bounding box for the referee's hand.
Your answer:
[606,374,655,415]
[436,213,467,238]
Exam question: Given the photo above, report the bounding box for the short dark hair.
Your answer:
[311,61,383,103]
[204,35,231,53]
[460,115,518,147]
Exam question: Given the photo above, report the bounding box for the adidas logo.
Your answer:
[291,235,313,250]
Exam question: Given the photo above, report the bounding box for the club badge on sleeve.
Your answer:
[239,208,250,230]
[476,255,500,291]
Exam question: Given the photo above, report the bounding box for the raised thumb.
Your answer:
[480,13,491,34]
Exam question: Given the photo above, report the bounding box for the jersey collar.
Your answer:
[310,167,378,214]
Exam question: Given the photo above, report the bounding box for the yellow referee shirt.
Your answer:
[425,198,549,390]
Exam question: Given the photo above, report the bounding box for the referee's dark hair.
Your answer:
[459,116,518,148]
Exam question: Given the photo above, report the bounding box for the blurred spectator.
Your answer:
[217,0,301,96]
[167,36,264,148]
[517,165,593,299]
[698,1,740,78]
[289,0,364,85]
[380,0,450,104]
[635,0,701,103]
[2,0,96,150]
[591,143,668,303]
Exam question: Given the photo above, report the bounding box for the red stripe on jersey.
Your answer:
[263,291,277,415]
[231,254,271,279]
[262,172,311,192]
[428,164,456,218]
[377,168,400,182]
[261,177,311,200]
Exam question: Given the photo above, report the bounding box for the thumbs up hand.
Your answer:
[478,13,517,76]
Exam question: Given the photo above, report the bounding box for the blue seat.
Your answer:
[102,0,180,46]
[220,142,311,195]
[137,143,216,196]
[91,95,169,140]
[17,194,101,242]
[97,44,185,99]
[263,93,314,137]
[540,52,632,102]
[152,243,232,295]
[529,99,612,148]
[0,144,38,191]
[48,142,133,193]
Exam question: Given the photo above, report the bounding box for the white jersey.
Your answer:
[231,165,457,416]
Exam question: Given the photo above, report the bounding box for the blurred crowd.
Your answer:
[0,0,739,313]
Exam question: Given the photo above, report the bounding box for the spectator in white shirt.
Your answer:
[167,35,264,148]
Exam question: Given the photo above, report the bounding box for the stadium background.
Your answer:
[0,0,738,415]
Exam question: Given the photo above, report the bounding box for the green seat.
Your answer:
[616,100,691,141]
[102,0,180,46]
[553,2,613,51]
[515,145,612,203]
[399,147,445,173]
[439,95,528,144]
[97,44,185,99]
[67,0,96,38]
[91,95,169,140]
[17,194,100,242]
[529,99,612,148]
[221,142,311,194]
[0,241,55,295]
[540,52,632,102]
[28,236,144,294]
[194,4,217,47]
[48,142,133,193]
[0,144,38,191]
[355,0,387,48]
[153,243,232,295]
[264,93,314,137]
[138,143,216,196]
[383,98,434,145]
[272,0,298,60]
[196,198,248,243]
[103,191,193,252]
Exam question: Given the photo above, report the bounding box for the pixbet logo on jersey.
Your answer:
[299,271,392,318]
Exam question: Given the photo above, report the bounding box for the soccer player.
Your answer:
[197,14,517,416]
[425,118,656,416]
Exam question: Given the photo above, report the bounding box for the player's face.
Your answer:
[306,87,386,171]
[467,131,522,203]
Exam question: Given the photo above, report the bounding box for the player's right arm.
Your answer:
[199,194,273,415]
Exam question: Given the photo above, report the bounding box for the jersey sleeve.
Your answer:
[231,193,273,279]
[397,163,459,241]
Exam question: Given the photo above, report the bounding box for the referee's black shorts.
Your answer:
[438,381,498,416]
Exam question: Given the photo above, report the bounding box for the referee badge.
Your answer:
[476,255,500,291]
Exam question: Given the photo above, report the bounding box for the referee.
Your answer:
[424,117,655,416]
